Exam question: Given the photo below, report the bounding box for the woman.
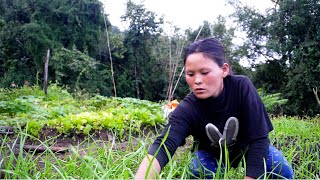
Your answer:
[135,38,293,179]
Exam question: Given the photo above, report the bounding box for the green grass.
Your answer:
[1,86,319,179]
[269,116,320,179]
[0,116,319,179]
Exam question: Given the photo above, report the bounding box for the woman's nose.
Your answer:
[195,77,202,84]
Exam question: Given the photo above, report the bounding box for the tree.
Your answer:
[253,60,286,93]
[231,0,320,116]
[121,1,163,99]
[185,20,212,42]
[0,0,113,95]
[51,47,113,96]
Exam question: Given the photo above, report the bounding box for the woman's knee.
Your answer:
[266,145,294,179]
[189,150,219,178]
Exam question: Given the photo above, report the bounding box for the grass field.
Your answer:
[0,86,319,179]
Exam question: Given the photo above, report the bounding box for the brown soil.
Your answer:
[1,126,161,156]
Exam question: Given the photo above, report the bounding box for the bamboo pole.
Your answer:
[103,14,117,97]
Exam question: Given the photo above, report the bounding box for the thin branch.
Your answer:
[166,38,173,101]
[313,87,320,106]
[167,38,186,102]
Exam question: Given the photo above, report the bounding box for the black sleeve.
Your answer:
[245,136,270,178]
[148,102,192,169]
[239,76,273,178]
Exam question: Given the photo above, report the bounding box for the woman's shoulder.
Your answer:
[172,93,200,115]
[224,75,257,97]
[227,74,251,81]
[226,75,253,87]
[170,93,199,124]
[180,92,197,107]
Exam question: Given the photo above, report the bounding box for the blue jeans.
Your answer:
[190,145,294,179]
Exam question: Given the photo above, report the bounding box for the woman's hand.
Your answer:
[135,155,161,179]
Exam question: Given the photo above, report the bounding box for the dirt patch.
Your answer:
[1,125,163,158]
[0,126,161,179]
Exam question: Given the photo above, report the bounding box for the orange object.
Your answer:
[166,99,179,110]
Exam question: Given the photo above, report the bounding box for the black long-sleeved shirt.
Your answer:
[148,75,273,178]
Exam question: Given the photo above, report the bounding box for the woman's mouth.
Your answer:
[195,88,205,93]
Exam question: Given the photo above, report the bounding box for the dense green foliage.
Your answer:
[258,89,288,114]
[120,1,165,99]
[0,0,319,116]
[231,0,320,116]
[0,0,107,88]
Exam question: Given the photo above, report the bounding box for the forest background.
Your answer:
[0,0,319,116]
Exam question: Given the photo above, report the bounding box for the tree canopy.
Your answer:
[231,0,320,116]
[0,0,319,116]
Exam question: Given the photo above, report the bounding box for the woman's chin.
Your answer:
[194,93,210,99]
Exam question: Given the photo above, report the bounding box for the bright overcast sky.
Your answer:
[102,0,274,33]
[102,0,274,67]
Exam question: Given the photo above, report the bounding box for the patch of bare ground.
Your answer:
[0,125,164,164]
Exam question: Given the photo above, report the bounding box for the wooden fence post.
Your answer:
[44,49,50,95]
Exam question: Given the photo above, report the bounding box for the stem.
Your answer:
[104,14,117,97]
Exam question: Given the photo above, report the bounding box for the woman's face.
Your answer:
[185,52,229,99]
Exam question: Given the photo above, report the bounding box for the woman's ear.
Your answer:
[222,63,229,78]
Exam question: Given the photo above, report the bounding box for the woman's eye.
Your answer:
[201,72,209,75]
[187,73,194,77]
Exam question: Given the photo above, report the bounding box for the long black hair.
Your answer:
[183,38,227,67]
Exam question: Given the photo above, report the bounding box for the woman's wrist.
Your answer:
[244,176,255,179]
